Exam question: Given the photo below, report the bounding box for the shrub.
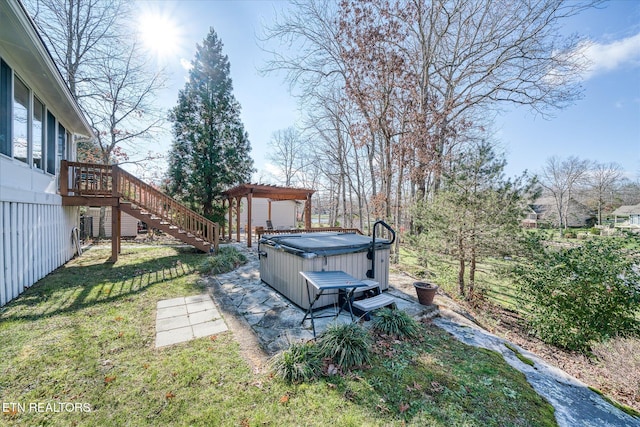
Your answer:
[371,308,420,339]
[270,341,322,383]
[198,246,246,275]
[318,323,371,369]
[512,234,640,352]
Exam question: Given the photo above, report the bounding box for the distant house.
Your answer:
[521,206,539,228]
[611,203,640,229]
[528,196,596,228]
[1,0,94,306]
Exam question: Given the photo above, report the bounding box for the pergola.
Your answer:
[222,183,315,247]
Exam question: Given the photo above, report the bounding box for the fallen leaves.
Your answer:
[104,375,116,384]
[279,394,289,404]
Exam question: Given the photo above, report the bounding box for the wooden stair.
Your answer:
[120,203,212,252]
[60,161,219,255]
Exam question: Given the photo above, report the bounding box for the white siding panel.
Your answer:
[0,204,5,307]
[0,202,79,307]
[2,202,10,305]
[17,203,24,294]
[10,203,18,299]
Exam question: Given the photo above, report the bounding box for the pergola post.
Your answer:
[247,192,253,247]
[235,197,241,243]
[227,197,233,241]
[305,193,312,229]
[221,199,226,238]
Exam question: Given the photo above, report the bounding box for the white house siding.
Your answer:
[87,208,138,238]
[0,1,92,307]
[0,201,78,307]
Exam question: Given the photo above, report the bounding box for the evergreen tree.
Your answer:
[414,142,535,299]
[166,28,254,222]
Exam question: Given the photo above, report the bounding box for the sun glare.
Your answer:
[138,9,183,63]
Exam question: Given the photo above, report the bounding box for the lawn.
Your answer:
[0,245,556,426]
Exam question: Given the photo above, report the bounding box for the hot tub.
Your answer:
[258,232,391,309]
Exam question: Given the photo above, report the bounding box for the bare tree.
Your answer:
[25,0,166,166]
[87,41,166,165]
[267,127,308,186]
[263,0,598,237]
[25,0,124,98]
[584,162,624,226]
[540,156,590,235]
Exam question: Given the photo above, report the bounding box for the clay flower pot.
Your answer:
[414,282,438,305]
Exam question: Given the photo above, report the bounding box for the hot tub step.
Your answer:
[352,293,395,313]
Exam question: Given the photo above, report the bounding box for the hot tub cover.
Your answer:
[259,232,390,258]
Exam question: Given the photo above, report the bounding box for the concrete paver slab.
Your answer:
[157,315,190,332]
[156,326,193,347]
[156,305,188,319]
[155,294,228,348]
[189,309,220,325]
[192,319,228,338]
[157,297,186,309]
[185,295,209,304]
[186,300,216,313]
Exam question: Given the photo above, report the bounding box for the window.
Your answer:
[33,97,44,169]
[0,59,10,156]
[57,123,66,174]
[46,111,56,174]
[13,76,29,163]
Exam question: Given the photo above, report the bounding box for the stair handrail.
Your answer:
[114,165,219,248]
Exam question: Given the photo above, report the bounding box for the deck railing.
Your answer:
[61,160,219,248]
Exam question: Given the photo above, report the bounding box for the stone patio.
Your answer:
[205,242,438,354]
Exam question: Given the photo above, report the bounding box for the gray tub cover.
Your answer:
[259,232,390,258]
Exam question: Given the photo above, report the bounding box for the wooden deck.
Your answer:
[60,161,219,261]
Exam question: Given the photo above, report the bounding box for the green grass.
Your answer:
[588,387,640,418]
[1,245,556,426]
[504,343,535,367]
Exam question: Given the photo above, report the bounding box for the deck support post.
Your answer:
[110,165,120,262]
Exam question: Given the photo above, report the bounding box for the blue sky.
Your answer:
[134,0,640,182]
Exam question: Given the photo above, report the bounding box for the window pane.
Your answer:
[57,123,66,176]
[46,111,55,174]
[13,76,29,163]
[0,59,10,156]
[33,97,44,169]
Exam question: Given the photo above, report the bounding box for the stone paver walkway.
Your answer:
[155,294,228,348]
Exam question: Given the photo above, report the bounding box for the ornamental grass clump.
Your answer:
[318,323,372,369]
[371,308,421,339]
[198,246,247,275]
[270,341,322,383]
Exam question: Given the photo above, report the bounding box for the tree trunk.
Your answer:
[458,234,466,296]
